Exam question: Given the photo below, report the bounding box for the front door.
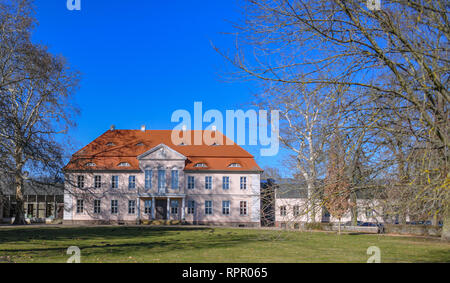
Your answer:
[155,199,167,220]
[322,206,331,223]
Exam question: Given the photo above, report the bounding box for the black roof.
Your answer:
[275,179,308,199]
[0,181,63,196]
[263,178,386,200]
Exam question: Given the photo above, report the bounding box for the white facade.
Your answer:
[275,197,385,227]
[64,144,261,227]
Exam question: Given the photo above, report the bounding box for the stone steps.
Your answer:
[140,220,184,226]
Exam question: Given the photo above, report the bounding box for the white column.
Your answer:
[137,198,141,223]
[63,184,74,221]
[54,195,57,218]
[167,197,171,220]
[181,197,186,220]
[151,197,155,220]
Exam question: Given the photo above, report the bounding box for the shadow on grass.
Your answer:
[0,226,261,260]
[420,249,450,263]
[0,241,174,253]
[0,226,209,244]
[347,232,377,236]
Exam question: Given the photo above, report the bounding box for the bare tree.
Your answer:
[0,0,80,224]
[255,82,340,222]
[323,132,352,234]
[261,166,282,180]
[219,0,449,239]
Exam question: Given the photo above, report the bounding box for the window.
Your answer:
[229,163,242,168]
[46,203,54,218]
[144,200,152,214]
[128,200,136,214]
[187,200,195,214]
[240,177,247,190]
[27,204,34,218]
[145,170,152,190]
[158,170,166,190]
[293,206,300,216]
[366,208,374,218]
[118,162,131,167]
[205,176,212,190]
[280,206,287,216]
[171,200,179,214]
[94,176,102,188]
[76,200,84,214]
[7,203,16,219]
[205,201,212,215]
[222,176,230,190]
[187,176,195,189]
[111,200,118,214]
[129,175,136,190]
[171,170,179,189]
[240,201,248,216]
[222,201,230,215]
[77,175,85,188]
[194,163,208,168]
[94,200,101,214]
[112,175,119,189]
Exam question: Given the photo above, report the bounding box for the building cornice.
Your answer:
[183,170,263,174]
[65,169,263,174]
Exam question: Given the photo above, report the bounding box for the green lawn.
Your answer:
[0,225,448,263]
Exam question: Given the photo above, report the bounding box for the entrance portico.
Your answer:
[139,194,186,221]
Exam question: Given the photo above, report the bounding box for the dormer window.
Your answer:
[229,163,242,168]
[194,163,208,168]
[85,163,96,167]
[106,142,116,147]
[136,142,145,146]
[118,162,131,167]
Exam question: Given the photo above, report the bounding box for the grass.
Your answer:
[0,225,449,263]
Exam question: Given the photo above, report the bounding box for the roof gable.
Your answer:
[137,143,187,160]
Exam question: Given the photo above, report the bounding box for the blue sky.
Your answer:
[32,0,287,172]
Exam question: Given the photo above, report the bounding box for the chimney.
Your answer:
[141,125,146,132]
[110,125,116,131]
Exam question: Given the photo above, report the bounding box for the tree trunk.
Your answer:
[432,213,439,226]
[310,202,316,223]
[442,204,450,241]
[338,218,341,235]
[0,193,3,221]
[306,181,316,223]
[350,192,358,226]
[13,170,26,225]
[399,212,407,225]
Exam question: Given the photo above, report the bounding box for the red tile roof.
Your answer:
[64,130,262,172]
